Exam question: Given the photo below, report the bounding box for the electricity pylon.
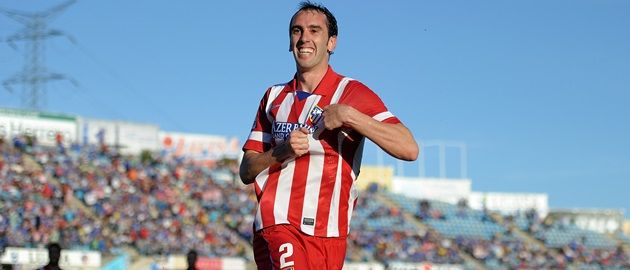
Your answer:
[1,0,78,110]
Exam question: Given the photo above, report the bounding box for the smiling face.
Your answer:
[289,10,337,74]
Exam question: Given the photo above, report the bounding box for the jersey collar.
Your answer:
[285,66,342,97]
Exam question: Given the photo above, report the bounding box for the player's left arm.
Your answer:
[322,104,418,161]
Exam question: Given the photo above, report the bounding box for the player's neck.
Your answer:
[296,64,328,93]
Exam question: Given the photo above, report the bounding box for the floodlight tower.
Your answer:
[416,140,468,179]
[1,0,78,110]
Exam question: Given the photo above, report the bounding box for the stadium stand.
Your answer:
[347,188,469,266]
[1,135,252,259]
[382,191,629,270]
[1,134,629,270]
[1,136,103,253]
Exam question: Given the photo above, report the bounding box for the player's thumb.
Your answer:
[298,127,311,134]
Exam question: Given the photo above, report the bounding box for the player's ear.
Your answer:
[327,35,337,54]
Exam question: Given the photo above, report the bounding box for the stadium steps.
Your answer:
[128,256,158,270]
[346,242,374,263]
[497,215,626,270]
[487,213,601,270]
[489,212,555,254]
[172,181,255,258]
[121,246,141,266]
[23,153,99,221]
[376,193,488,270]
[22,151,159,261]
[607,232,626,249]
[374,193,430,235]
[616,233,630,249]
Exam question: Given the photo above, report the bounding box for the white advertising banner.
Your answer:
[159,131,240,163]
[218,257,246,270]
[388,262,464,270]
[548,209,624,234]
[117,121,160,154]
[79,118,160,154]
[343,262,385,270]
[0,247,101,268]
[0,108,77,146]
[61,250,102,268]
[392,177,471,204]
[0,247,47,266]
[469,192,549,217]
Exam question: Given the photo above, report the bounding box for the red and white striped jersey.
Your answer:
[242,66,400,238]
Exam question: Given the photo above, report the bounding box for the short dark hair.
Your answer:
[47,243,61,253]
[187,249,198,261]
[186,249,198,270]
[293,1,338,38]
[47,243,61,263]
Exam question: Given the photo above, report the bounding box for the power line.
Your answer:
[72,42,189,131]
[1,0,78,110]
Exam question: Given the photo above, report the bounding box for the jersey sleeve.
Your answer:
[340,81,401,124]
[242,88,274,153]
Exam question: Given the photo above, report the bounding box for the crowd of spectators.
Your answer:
[1,135,252,258]
[1,136,103,253]
[348,228,463,265]
[347,190,464,265]
[501,210,629,269]
[411,197,629,269]
[2,137,468,265]
[458,235,564,269]
[1,134,628,269]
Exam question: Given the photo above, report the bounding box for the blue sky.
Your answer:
[1,1,628,217]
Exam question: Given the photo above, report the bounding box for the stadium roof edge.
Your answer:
[0,106,76,121]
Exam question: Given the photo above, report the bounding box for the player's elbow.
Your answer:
[239,170,254,185]
[393,124,418,161]
[399,143,419,161]
[239,160,255,185]
[239,170,258,185]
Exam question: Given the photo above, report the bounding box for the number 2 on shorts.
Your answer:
[279,243,295,268]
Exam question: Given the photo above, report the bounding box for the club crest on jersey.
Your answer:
[309,106,324,126]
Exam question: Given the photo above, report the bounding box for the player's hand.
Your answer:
[322,104,354,130]
[286,127,310,158]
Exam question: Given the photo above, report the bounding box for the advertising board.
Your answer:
[0,108,77,146]
[392,177,471,204]
[0,247,101,269]
[159,131,240,165]
[469,192,549,217]
[79,118,159,154]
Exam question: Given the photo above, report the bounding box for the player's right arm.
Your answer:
[240,127,310,184]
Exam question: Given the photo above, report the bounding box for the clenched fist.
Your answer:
[322,104,355,130]
[286,127,310,158]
